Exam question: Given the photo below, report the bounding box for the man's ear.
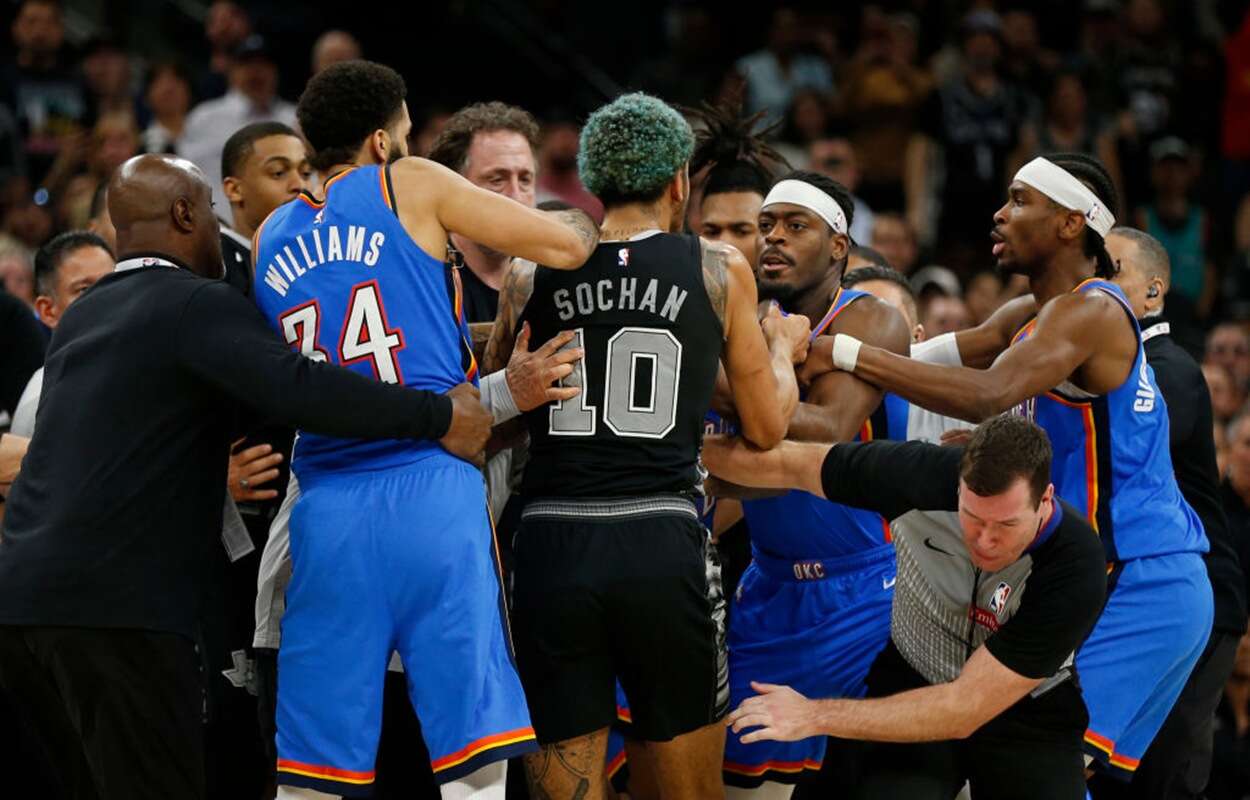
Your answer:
[830,232,849,263]
[33,295,58,328]
[370,128,389,164]
[223,176,244,205]
[1059,210,1086,243]
[171,196,195,233]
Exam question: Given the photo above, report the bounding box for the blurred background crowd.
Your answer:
[1,0,1249,795]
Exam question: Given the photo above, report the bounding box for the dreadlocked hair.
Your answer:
[682,86,789,200]
[1045,152,1120,279]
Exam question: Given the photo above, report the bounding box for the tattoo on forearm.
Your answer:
[552,208,600,254]
[701,240,730,332]
[482,259,538,375]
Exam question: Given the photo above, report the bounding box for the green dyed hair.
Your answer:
[578,92,694,207]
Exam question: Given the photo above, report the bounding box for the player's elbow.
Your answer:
[741,413,786,451]
[544,229,595,270]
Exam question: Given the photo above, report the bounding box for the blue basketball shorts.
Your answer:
[723,544,895,787]
[1076,551,1212,780]
[275,457,536,796]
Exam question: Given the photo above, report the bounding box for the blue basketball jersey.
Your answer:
[1009,278,1206,561]
[742,288,894,562]
[253,165,476,479]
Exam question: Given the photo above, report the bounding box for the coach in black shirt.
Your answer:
[1088,228,1249,800]
[707,415,1108,799]
[0,154,491,800]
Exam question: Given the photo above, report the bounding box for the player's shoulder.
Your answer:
[831,290,911,352]
[388,155,457,186]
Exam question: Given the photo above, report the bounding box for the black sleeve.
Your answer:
[820,440,962,520]
[1149,344,1198,448]
[175,281,452,441]
[984,520,1107,679]
[0,291,45,415]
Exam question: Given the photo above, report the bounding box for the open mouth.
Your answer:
[759,249,794,274]
[990,230,1006,258]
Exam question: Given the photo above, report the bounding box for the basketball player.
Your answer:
[811,153,1213,783]
[488,92,810,800]
[251,61,599,800]
[711,171,909,799]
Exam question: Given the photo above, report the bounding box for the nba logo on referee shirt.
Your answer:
[618,248,630,267]
[989,581,1012,616]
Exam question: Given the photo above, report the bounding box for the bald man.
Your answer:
[0,154,491,800]
[1094,227,1247,800]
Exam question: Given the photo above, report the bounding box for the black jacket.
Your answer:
[1142,316,1247,634]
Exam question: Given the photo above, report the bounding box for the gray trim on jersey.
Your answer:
[522,495,699,522]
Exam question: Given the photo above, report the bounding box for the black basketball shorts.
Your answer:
[510,495,728,745]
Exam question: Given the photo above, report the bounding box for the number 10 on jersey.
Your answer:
[549,327,682,439]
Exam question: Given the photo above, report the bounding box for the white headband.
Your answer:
[762,179,848,236]
[1013,157,1115,238]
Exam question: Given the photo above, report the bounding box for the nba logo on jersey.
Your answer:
[989,581,1012,616]
[313,209,324,225]
[618,248,630,267]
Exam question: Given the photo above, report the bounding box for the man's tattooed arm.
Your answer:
[700,238,731,335]
[546,208,600,266]
[481,258,537,375]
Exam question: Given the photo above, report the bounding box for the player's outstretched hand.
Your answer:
[227,438,283,502]
[726,682,818,743]
[440,383,492,467]
[507,323,584,412]
[761,303,811,364]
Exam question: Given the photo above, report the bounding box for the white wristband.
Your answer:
[832,333,863,372]
[479,370,520,424]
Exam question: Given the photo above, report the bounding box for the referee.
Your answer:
[706,415,1108,799]
[0,154,491,800]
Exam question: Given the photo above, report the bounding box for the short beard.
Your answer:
[386,141,404,165]
[758,280,798,304]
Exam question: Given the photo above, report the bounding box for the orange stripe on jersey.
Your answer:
[723,758,823,776]
[606,748,627,778]
[1039,391,1100,530]
[1109,753,1141,771]
[430,727,537,773]
[1011,318,1038,345]
[1084,729,1115,756]
[379,167,392,210]
[860,417,873,442]
[811,287,851,337]
[616,705,633,723]
[276,760,375,784]
[1072,277,1103,294]
[880,516,893,543]
[296,191,324,209]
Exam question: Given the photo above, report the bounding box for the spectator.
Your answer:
[410,106,451,157]
[964,269,1005,326]
[0,104,24,187]
[1137,137,1215,317]
[0,250,35,308]
[429,102,545,320]
[1030,68,1124,207]
[0,0,90,186]
[80,37,134,119]
[920,292,971,335]
[870,212,919,275]
[86,181,115,251]
[777,88,833,156]
[141,61,194,155]
[1206,322,1250,390]
[1214,418,1230,478]
[1204,364,1242,426]
[735,7,834,123]
[180,35,298,216]
[311,29,362,75]
[999,7,1059,99]
[629,7,726,109]
[536,114,603,222]
[10,231,114,437]
[905,10,1031,267]
[198,0,252,100]
[45,111,139,233]
[838,9,930,213]
[807,134,874,243]
[0,180,53,251]
[1221,9,1250,207]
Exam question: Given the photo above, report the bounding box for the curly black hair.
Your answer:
[683,87,787,201]
[1044,152,1119,279]
[297,60,407,173]
[773,169,855,233]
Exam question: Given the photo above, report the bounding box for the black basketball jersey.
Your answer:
[519,232,724,498]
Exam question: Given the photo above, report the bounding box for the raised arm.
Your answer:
[714,241,808,449]
[787,296,910,442]
[834,291,1124,423]
[391,157,598,269]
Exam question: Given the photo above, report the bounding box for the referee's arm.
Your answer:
[176,281,453,442]
[703,436,962,520]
